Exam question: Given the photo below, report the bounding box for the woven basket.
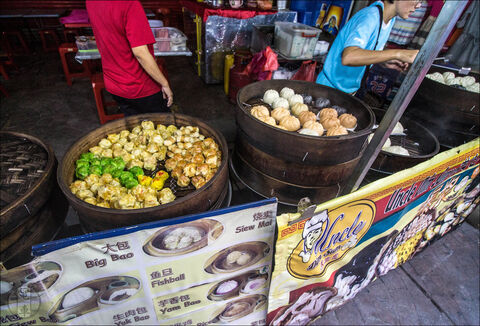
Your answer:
[0,132,57,237]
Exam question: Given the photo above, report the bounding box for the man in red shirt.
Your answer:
[86,0,173,115]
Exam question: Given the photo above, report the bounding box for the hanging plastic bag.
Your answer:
[291,60,318,82]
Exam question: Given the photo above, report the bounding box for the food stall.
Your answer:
[0,1,478,325]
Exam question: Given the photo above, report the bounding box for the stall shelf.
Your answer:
[180,0,296,83]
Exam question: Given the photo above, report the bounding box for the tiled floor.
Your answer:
[1,52,478,325]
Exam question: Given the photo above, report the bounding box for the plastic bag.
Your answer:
[291,60,318,82]
[245,46,279,81]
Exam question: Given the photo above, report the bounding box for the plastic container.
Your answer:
[75,36,97,52]
[151,27,187,52]
[251,24,274,53]
[274,22,321,59]
[148,20,164,28]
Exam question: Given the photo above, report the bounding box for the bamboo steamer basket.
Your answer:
[57,113,229,232]
[0,132,57,237]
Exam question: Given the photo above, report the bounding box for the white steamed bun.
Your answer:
[280,87,295,100]
[263,89,279,105]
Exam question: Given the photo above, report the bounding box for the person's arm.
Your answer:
[342,47,419,67]
[132,45,173,106]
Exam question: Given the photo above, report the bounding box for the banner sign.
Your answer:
[267,139,479,325]
[0,199,277,326]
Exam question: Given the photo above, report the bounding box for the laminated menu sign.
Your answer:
[267,139,480,325]
[0,198,277,325]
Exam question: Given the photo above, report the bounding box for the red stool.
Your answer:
[58,43,91,86]
[1,31,30,55]
[39,29,60,52]
[92,73,124,124]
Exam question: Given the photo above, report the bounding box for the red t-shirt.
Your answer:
[86,0,161,99]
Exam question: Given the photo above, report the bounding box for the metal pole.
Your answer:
[341,0,469,195]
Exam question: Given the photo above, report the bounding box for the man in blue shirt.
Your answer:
[317,0,421,94]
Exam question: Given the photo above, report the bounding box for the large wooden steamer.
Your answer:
[234,80,375,205]
[58,113,229,232]
[0,132,67,267]
[370,109,440,175]
[407,66,479,147]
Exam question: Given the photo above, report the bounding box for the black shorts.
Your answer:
[111,91,169,116]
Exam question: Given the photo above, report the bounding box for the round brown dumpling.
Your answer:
[271,107,290,123]
[319,108,338,121]
[339,113,357,129]
[291,103,309,117]
[326,126,348,136]
[250,105,270,119]
[259,116,277,126]
[321,117,341,130]
[298,111,317,126]
[279,115,301,131]
[303,120,324,135]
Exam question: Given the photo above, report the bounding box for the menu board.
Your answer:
[0,199,277,326]
[267,139,479,325]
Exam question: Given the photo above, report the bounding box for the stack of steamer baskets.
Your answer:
[232,80,375,206]
[58,113,229,233]
[407,67,479,148]
[0,132,67,268]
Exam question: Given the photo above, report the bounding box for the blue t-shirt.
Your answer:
[316,1,395,94]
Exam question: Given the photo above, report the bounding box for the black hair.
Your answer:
[387,0,394,3]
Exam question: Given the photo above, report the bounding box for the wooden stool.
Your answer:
[39,29,60,52]
[91,73,124,124]
[58,43,91,86]
[1,31,30,55]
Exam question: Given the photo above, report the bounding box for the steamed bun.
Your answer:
[318,108,338,122]
[326,126,348,136]
[339,114,357,129]
[321,117,341,130]
[303,120,324,135]
[460,76,476,88]
[280,87,295,100]
[446,77,461,86]
[288,94,304,107]
[279,115,301,131]
[298,111,317,126]
[259,116,277,126]
[291,103,309,117]
[271,107,290,122]
[427,72,444,83]
[383,145,410,156]
[263,89,279,105]
[442,71,455,82]
[250,105,270,119]
[467,82,480,93]
[272,97,289,109]
[298,128,321,137]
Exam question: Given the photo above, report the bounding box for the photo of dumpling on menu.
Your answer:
[1,261,62,306]
[204,242,270,274]
[143,219,224,257]
[48,276,141,323]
